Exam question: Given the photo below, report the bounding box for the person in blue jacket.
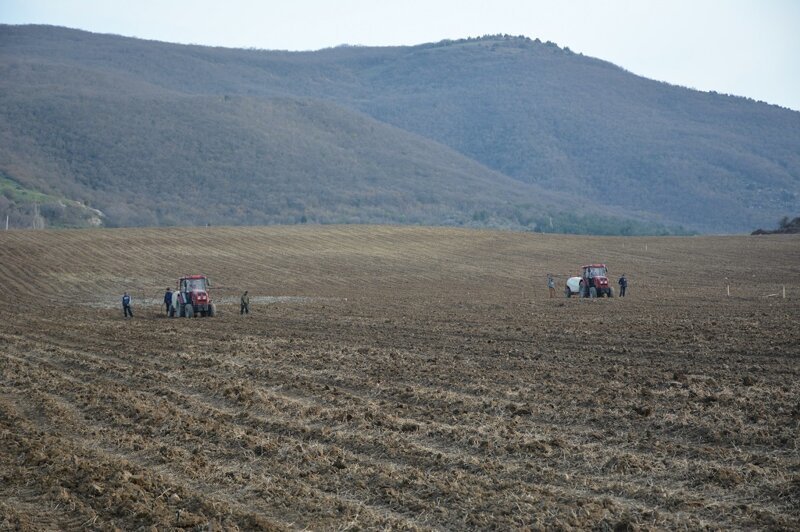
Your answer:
[618,274,628,297]
[163,287,173,316]
[122,292,133,318]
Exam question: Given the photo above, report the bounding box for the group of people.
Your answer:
[123,273,629,317]
[119,288,252,317]
[123,274,629,317]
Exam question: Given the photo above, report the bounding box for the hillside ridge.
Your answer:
[1,25,798,233]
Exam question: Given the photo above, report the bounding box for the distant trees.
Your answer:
[751,215,800,235]
[0,198,99,229]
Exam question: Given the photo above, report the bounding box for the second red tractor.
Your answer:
[579,264,614,298]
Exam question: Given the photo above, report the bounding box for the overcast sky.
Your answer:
[2,0,799,111]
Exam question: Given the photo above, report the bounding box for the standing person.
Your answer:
[171,289,179,317]
[163,287,172,316]
[240,291,250,315]
[618,274,628,297]
[122,291,133,318]
[547,274,555,299]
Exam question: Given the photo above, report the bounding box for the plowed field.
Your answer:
[1,226,798,530]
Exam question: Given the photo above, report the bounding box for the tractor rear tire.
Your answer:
[608,288,614,298]
[589,287,597,298]
[565,287,571,298]
[185,304,194,318]
[208,303,216,317]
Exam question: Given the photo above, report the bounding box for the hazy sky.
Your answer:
[2,0,799,110]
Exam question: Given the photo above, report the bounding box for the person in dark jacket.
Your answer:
[618,274,628,297]
[122,292,133,318]
[164,287,173,316]
[240,291,250,315]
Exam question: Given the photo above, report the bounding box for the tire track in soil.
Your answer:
[3,350,415,529]
[3,336,624,528]
[7,326,476,524]
[0,390,292,531]
[4,324,788,528]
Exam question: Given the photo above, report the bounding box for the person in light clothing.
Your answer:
[170,289,179,317]
[241,291,250,315]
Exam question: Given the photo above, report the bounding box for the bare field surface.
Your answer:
[1,226,798,530]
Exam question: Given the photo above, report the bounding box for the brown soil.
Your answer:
[1,226,798,530]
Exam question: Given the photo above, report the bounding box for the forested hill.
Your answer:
[1,25,798,233]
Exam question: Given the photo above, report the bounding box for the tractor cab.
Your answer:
[180,276,208,293]
[580,264,614,297]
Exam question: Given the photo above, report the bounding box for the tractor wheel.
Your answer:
[589,287,597,298]
[185,304,194,318]
[565,287,571,298]
[579,283,586,298]
[208,303,216,317]
[608,287,614,298]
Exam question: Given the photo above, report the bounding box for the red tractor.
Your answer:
[172,274,216,317]
[580,264,614,298]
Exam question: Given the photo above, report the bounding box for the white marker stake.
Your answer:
[783,285,786,299]
[727,285,730,297]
